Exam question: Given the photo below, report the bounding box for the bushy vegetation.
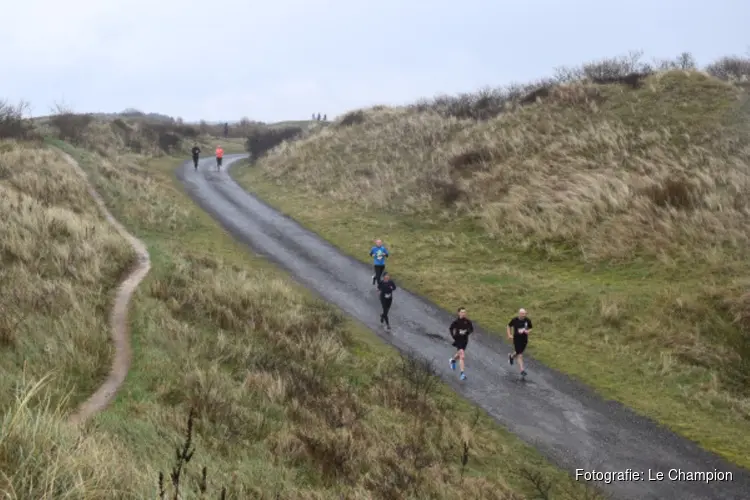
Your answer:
[245,124,305,161]
[235,50,750,468]
[0,100,38,141]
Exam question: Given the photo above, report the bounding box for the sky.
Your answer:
[1,0,748,123]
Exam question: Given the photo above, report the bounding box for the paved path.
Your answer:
[177,154,750,500]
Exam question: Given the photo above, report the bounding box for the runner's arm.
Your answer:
[506,320,513,339]
[526,319,532,334]
[448,320,457,337]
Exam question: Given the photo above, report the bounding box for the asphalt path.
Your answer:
[177,154,750,500]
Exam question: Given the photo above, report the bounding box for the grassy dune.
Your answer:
[234,58,750,468]
[0,140,136,408]
[0,120,596,498]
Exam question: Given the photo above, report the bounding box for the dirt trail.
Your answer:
[56,150,151,426]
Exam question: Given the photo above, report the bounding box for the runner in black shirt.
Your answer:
[448,307,473,380]
[377,273,396,331]
[507,308,533,377]
[191,145,201,170]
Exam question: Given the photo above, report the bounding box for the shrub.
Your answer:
[337,110,366,127]
[49,112,94,144]
[0,100,36,140]
[706,56,750,81]
[245,125,304,161]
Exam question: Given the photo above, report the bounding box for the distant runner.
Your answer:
[191,144,201,170]
[377,272,396,331]
[369,239,389,286]
[507,308,533,378]
[449,307,473,380]
[215,145,224,171]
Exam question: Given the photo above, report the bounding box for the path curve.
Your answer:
[56,150,151,426]
[178,154,750,500]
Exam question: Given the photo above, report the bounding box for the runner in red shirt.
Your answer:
[215,145,224,171]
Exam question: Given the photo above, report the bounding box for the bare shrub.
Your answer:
[49,103,94,144]
[0,100,35,140]
[706,55,750,81]
[245,125,304,161]
[654,52,698,71]
[337,110,366,127]
[554,50,653,83]
[140,122,182,153]
[412,51,662,121]
[411,85,537,121]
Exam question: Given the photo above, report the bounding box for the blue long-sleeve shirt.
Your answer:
[369,245,389,266]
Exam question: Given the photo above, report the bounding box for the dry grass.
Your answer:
[253,70,749,263]
[1,133,597,498]
[0,140,135,407]
[234,54,750,468]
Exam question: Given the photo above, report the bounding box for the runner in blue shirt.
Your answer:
[369,239,389,286]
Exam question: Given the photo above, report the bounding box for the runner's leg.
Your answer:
[373,265,384,285]
[381,298,392,328]
[513,334,528,373]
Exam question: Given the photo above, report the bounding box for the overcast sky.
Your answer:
[1,0,747,123]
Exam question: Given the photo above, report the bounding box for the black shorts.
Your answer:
[216,156,223,165]
[513,334,528,354]
[452,338,468,351]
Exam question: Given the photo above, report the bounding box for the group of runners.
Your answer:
[370,239,532,381]
[191,143,224,171]
[187,151,532,381]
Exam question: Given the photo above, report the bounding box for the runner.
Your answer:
[449,307,473,380]
[377,272,396,331]
[215,145,224,171]
[369,239,389,286]
[191,144,201,170]
[507,308,533,378]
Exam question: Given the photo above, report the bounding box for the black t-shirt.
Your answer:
[508,316,532,336]
[378,280,396,300]
[449,317,474,338]
[191,146,201,156]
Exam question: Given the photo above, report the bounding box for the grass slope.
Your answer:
[234,67,750,468]
[0,134,596,498]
